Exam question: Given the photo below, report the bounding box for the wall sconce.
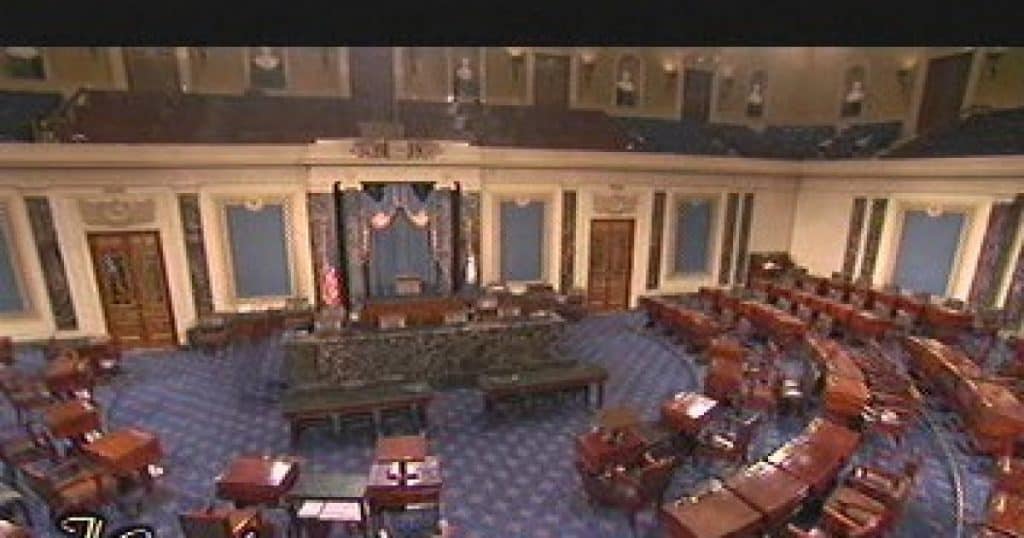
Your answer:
[579,49,598,66]
[579,49,598,87]
[718,65,736,101]
[662,58,678,75]
[925,205,943,218]
[986,47,1009,78]
[505,47,526,82]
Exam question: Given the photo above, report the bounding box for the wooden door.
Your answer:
[917,52,972,135]
[123,47,180,92]
[587,220,634,311]
[88,232,176,347]
[349,47,395,120]
[534,54,570,108]
[682,69,713,122]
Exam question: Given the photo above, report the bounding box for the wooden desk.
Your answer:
[44,399,102,440]
[82,428,163,492]
[478,363,608,410]
[359,297,468,328]
[847,311,894,341]
[365,455,442,514]
[661,392,720,436]
[82,428,161,477]
[823,373,870,424]
[739,301,807,346]
[285,471,369,538]
[575,429,648,474]
[985,490,1024,538]
[723,461,808,529]
[661,486,764,538]
[374,435,427,463]
[596,407,641,431]
[768,419,859,496]
[215,455,300,507]
[282,382,434,444]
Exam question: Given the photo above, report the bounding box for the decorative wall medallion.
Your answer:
[593,193,639,215]
[351,139,442,160]
[79,198,156,227]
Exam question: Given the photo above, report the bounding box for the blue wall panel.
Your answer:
[893,210,965,296]
[500,201,544,282]
[226,204,292,298]
[674,200,713,274]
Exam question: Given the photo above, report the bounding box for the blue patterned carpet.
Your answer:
[1,312,1007,537]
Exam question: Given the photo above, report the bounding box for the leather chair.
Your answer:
[19,458,118,517]
[847,460,920,512]
[821,499,885,538]
[79,341,122,380]
[575,454,677,536]
[784,524,831,537]
[0,337,12,366]
[699,413,761,465]
[0,421,58,483]
[0,370,56,425]
[179,506,275,538]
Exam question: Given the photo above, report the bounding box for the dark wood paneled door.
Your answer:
[534,54,571,108]
[682,69,713,122]
[917,52,973,135]
[349,47,395,121]
[88,232,176,347]
[123,47,180,93]
[587,219,634,311]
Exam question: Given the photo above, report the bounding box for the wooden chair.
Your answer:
[179,506,275,538]
[0,370,56,425]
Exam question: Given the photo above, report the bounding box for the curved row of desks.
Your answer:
[767,275,975,339]
[903,336,1024,458]
[639,296,726,350]
[660,417,861,538]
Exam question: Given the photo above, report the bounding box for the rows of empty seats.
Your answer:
[0,91,62,142]
[886,106,1024,157]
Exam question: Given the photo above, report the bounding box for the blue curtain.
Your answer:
[226,204,292,298]
[0,224,23,312]
[370,209,434,297]
[675,200,713,274]
[500,201,544,281]
[893,210,965,296]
